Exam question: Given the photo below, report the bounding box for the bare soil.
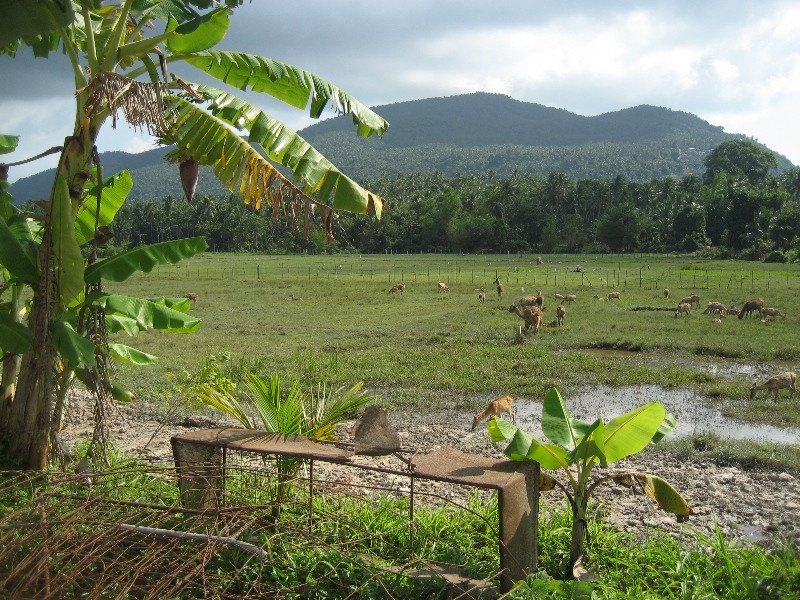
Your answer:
[61,391,800,550]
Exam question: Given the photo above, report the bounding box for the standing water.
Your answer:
[513,384,800,445]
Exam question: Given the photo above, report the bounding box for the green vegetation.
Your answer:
[488,388,688,576]
[2,246,799,595]
[108,253,800,428]
[1,449,798,598]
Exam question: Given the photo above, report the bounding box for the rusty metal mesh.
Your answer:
[0,456,504,599]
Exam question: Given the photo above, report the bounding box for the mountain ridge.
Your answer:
[8,92,794,202]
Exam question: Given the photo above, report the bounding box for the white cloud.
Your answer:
[3,0,799,181]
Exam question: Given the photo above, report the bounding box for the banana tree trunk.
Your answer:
[3,126,98,468]
[568,489,589,577]
[8,300,54,469]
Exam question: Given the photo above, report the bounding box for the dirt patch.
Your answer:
[60,391,800,550]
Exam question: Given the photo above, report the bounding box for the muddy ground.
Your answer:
[61,391,800,551]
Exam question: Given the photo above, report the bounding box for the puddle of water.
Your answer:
[738,525,770,544]
[581,348,642,359]
[575,348,797,379]
[512,385,800,445]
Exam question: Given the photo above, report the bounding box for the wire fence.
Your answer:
[142,253,800,293]
[0,461,504,599]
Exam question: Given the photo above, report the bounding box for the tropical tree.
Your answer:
[595,203,642,252]
[1,159,207,467]
[703,139,778,186]
[486,388,689,578]
[0,1,388,468]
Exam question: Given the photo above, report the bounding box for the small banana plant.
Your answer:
[486,388,690,578]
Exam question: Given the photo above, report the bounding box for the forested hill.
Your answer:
[301,92,794,181]
[308,93,722,148]
[8,92,794,202]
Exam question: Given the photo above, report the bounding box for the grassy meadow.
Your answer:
[107,252,800,429]
[4,252,798,599]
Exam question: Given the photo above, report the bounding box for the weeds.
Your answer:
[667,433,800,474]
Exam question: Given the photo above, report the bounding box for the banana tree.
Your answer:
[486,388,690,578]
[0,164,207,462]
[0,1,388,468]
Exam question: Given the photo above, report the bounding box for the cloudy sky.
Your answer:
[2,0,800,182]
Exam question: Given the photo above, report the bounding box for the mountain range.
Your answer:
[8,92,795,202]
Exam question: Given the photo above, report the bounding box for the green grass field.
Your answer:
[107,252,800,428]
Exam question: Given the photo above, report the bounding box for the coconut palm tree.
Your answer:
[0,1,388,468]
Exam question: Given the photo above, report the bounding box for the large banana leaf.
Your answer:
[105,314,142,336]
[84,237,208,283]
[487,418,568,470]
[0,215,39,287]
[75,170,134,246]
[0,311,32,353]
[144,297,193,314]
[52,321,95,368]
[51,174,85,310]
[86,292,201,333]
[184,51,389,135]
[130,0,244,24]
[541,387,595,451]
[0,0,73,49]
[109,343,158,365]
[163,7,231,54]
[602,402,666,463]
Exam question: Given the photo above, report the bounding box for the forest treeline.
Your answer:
[100,140,800,262]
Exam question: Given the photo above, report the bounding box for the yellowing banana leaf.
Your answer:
[165,95,384,218]
[540,472,556,491]
[84,237,207,283]
[632,473,691,517]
